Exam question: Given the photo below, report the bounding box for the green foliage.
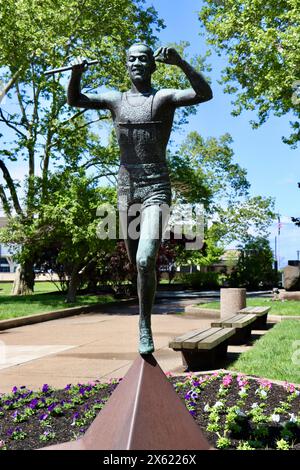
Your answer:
[177,271,223,289]
[229,236,278,289]
[199,0,300,147]
[168,131,275,270]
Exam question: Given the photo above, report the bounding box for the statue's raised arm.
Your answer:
[153,46,213,107]
[67,58,120,111]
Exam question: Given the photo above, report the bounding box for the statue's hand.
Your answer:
[154,47,182,66]
[70,57,88,74]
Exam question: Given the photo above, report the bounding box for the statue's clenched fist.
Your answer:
[70,57,88,74]
[154,47,183,66]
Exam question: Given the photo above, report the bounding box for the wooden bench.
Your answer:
[211,313,257,345]
[169,327,236,371]
[238,306,270,329]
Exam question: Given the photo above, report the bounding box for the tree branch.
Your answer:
[0,160,23,216]
[0,109,26,138]
[0,183,11,216]
[60,109,87,126]
[0,65,25,103]
[15,81,29,129]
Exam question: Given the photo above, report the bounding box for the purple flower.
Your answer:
[47,403,56,412]
[29,399,39,409]
[6,428,13,436]
[189,409,196,416]
[12,410,19,419]
[64,384,72,391]
[73,412,79,420]
[189,401,197,407]
[12,386,18,394]
[42,384,50,393]
[39,413,49,421]
[192,380,200,387]
[79,387,86,395]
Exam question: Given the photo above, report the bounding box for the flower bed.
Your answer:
[0,373,299,450]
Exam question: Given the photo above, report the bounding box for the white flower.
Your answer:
[238,387,247,396]
[271,414,280,423]
[214,401,223,408]
[289,413,297,423]
[295,390,300,397]
[204,404,210,413]
[259,390,268,398]
[0,440,5,448]
[251,403,258,409]
[235,408,246,417]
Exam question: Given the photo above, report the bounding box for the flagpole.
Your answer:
[277,214,281,270]
[274,235,278,273]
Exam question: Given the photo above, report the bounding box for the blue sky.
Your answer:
[145,0,300,268]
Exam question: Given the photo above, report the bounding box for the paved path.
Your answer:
[0,294,214,393]
[0,292,273,394]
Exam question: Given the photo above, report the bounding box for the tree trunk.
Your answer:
[11,261,35,295]
[66,268,80,303]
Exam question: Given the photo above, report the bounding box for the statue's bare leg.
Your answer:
[136,204,169,354]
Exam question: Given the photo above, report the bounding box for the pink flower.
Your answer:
[284,382,295,393]
[237,374,248,388]
[222,374,233,388]
[258,378,272,390]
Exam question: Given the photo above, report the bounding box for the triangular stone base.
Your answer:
[42,355,211,450]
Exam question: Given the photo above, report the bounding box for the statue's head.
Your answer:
[126,43,156,83]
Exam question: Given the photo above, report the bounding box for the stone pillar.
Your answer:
[220,288,246,319]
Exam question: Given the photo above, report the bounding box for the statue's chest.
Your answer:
[117,93,154,124]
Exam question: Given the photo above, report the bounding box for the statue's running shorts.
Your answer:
[117,163,172,212]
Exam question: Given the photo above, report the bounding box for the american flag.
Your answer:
[277,215,283,235]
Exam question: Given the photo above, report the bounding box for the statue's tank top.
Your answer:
[114,92,166,164]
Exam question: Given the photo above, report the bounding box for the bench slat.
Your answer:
[182,327,224,350]
[238,306,270,316]
[169,327,212,349]
[212,313,257,328]
[197,327,236,350]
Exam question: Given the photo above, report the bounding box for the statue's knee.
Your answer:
[136,255,155,273]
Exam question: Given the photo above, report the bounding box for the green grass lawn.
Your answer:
[229,320,300,384]
[0,282,114,320]
[198,297,300,316]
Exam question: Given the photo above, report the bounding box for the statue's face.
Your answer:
[126,45,154,83]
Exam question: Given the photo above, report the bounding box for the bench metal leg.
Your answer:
[253,314,268,330]
[181,342,229,371]
[228,326,252,345]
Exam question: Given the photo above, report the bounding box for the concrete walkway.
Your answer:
[0,294,215,393]
[0,293,273,394]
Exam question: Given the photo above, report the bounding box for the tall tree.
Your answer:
[0,0,163,293]
[199,0,300,147]
[167,131,275,267]
[229,236,278,289]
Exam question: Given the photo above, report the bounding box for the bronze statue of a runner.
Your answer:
[67,44,212,354]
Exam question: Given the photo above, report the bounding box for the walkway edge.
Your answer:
[0,297,137,331]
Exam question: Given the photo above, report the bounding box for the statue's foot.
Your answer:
[139,329,154,355]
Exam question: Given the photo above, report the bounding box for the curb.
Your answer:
[0,297,138,332]
[184,305,220,319]
[268,315,300,322]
